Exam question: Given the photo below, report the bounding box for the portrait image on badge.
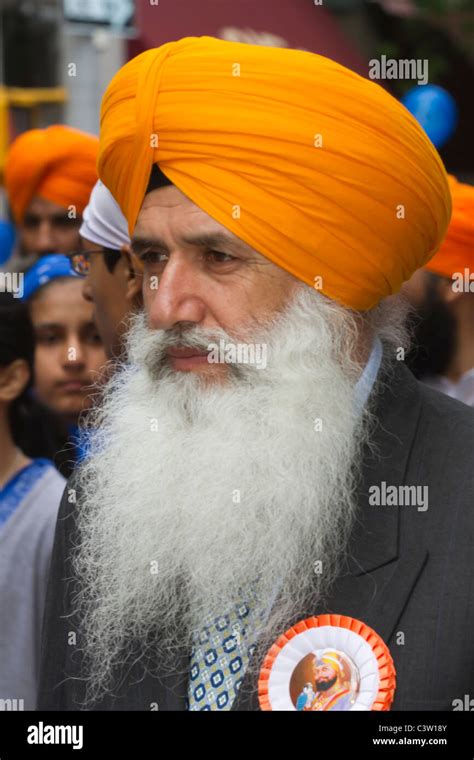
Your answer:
[258,614,396,711]
[292,648,360,711]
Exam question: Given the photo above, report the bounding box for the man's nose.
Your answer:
[146,258,206,330]
[34,221,56,253]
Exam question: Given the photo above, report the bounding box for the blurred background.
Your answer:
[0,0,473,242]
[1,3,473,151]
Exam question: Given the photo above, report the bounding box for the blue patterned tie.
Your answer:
[186,582,277,711]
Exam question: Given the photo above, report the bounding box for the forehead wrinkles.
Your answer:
[136,196,220,240]
[133,212,247,259]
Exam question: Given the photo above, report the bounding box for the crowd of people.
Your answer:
[0,36,473,712]
[0,124,141,708]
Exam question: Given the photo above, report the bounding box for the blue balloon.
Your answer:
[0,220,16,265]
[401,85,458,148]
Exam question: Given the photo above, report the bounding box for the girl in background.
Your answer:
[22,255,108,476]
[0,292,66,709]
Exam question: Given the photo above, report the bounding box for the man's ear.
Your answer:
[120,244,143,306]
[0,359,31,403]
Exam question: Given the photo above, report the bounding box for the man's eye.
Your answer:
[23,215,40,229]
[141,251,167,265]
[206,250,236,264]
[52,215,81,229]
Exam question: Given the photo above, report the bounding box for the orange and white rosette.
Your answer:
[258,614,396,711]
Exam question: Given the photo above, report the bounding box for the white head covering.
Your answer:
[80,179,130,249]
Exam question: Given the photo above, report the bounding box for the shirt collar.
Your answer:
[354,336,383,416]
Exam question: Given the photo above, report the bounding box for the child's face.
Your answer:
[30,278,107,421]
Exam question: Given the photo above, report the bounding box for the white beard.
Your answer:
[72,284,379,702]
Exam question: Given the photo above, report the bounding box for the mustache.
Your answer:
[157,322,233,351]
[137,317,273,381]
[140,321,239,377]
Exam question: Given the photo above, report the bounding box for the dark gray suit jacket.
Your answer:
[37,358,474,711]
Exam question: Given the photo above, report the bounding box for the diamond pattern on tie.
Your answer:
[187,598,264,711]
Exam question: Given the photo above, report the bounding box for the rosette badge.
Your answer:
[258,614,396,711]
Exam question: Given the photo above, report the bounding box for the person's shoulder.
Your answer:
[376,359,474,465]
[27,460,65,513]
[382,358,474,435]
[36,459,67,494]
[411,374,474,486]
[416,376,474,438]
[12,461,66,557]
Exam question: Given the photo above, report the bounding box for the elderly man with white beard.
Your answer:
[38,38,474,712]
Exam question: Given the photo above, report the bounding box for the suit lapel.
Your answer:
[232,359,429,711]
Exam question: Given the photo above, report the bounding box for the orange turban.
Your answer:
[98,36,451,310]
[4,125,98,223]
[425,175,474,280]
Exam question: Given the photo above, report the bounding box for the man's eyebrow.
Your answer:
[131,232,245,257]
[25,212,71,220]
[181,232,244,251]
[131,237,169,256]
[34,322,64,330]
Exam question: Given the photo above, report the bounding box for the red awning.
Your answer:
[129,0,367,76]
